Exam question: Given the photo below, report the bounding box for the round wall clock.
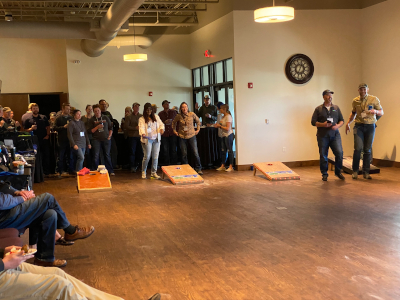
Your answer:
[285,54,314,84]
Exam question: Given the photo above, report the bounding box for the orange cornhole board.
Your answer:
[77,171,112,193]
[161,164,204,185]
[253,162,300,181]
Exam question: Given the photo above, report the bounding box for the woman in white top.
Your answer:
[139,103,165,179]
[214,104,234,172]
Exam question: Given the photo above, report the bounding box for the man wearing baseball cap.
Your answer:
[158,100,178,166]
[311,90,345,181]
[125,102,143,172]
[194,95,218,125]
[345,84,384,179]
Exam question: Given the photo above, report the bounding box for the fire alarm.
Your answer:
[248,83,253,89]
[149,92,153,96]
[204,50,212,58]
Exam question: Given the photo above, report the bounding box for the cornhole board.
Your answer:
[161,164,204,185]
[253,162,300,181]
[77,171,112,193]
[329,156,380,175]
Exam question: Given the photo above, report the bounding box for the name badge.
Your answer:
[184,126,189,132]
[327,118,333,123]
[361,112,367,118]
[80,132,85,137]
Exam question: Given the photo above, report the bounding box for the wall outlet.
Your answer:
[265,119,269,124]
[283,147,286,152]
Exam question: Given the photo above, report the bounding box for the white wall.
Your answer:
[233,10,362,165]
[190,12,234,69]
[0,39,68,93]
[66,34,192,122]
[362,0,399,162]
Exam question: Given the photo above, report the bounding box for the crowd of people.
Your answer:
[0,96,235,179]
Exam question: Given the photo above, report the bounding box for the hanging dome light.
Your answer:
[254,1,294,23]
[124,53,148,62]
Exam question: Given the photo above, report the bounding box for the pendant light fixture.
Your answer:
[254,0,294,23]
[124,16,148,62]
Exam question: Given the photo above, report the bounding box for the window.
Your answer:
[192,58,235,128]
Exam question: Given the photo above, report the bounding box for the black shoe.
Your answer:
[322,175,328,181]
[335,173,345,180]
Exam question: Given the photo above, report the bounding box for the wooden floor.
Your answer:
[26,167,400,300]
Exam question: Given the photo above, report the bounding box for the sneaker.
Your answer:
[131,167,137,173]
[335,173,345,180]
[225,167,234,172]
[196,169,203,175]
[110,173,115,176]
[352,171,358,179]
[151,173,161,179]
[322,174,328,181]
[216,166,225,171]
[142,172,146,179]
[363,172,372,180]
[64,225,95,241]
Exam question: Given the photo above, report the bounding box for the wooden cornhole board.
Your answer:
[161,164,204,185]
[329,156,380,175]
[77,171,112,193]
[253,162,300,181]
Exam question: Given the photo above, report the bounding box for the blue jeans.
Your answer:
[141,139,160,173]
[353,124,375,173]
[58,141,73,173]
[128,137,143,169]
[317,133,343,176]
[221,133,234,166]
[180,136,202,170]
[91,139,113,173]
[71,147,86,171]
[0,193,71,262]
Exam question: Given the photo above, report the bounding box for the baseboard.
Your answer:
[237,160,319,171]
[373,158,400,168]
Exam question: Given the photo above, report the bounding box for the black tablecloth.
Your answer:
[188,127,220,168]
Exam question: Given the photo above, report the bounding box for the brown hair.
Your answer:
[29,103,38,109]
[62,103,70,108]
[92,104,101,111]
[221,104,231,115]
[85,104,92,110]
[179,102,189,114]
[143,103,156,123]
[72,109,81,117]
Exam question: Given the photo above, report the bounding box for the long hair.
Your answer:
[143,103,156,123]
[221,104,231,115]
[179,102,190,114]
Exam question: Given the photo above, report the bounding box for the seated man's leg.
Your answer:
[17,263,125,300]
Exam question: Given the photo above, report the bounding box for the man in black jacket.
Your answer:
[55,103,73,176]
[0,181,94,267]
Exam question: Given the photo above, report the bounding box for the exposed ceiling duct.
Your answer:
[80,0,146,57]
[106,35,153,48]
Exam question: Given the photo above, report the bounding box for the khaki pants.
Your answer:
[0,262,124,300]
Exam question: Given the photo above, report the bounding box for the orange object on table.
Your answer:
[77,171,112,193]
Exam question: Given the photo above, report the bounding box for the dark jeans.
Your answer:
[128,137,143,169]
[221,133,234,166]
[38,139,50,175]
[180,136,202,170]
[92,139,113,173]
[353,123,375,173]
[71,147,86,172]
[317,133,343,176]
[58,140,72,173]
[0,193,71,262]
[85,143,93,170]
[161,135,178,166]
[111,136,118,168]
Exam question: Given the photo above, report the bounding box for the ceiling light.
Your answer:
[124,54,148,62]
[5,12,12,22]
[124,16,148,62]
[254,1,294,23]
